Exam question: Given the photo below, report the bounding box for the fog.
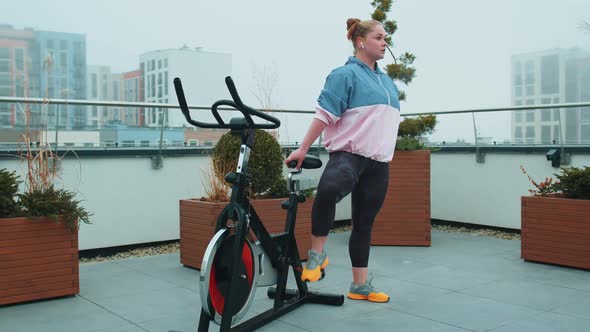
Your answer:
[3,0,589,143]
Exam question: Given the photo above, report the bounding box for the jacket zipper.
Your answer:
[376,73,391,105]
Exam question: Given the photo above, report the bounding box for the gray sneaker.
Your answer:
[347,274,390,303]
[301,249,329,282]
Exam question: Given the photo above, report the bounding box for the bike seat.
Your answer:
[287,155,322,169]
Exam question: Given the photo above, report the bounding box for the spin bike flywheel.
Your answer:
[200,227,258,326]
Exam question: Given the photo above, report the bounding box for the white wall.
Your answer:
[46,131,100,146]
[431,151,590,229]
[2,150,588,250]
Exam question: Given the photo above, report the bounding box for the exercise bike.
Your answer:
[174,76,344,332]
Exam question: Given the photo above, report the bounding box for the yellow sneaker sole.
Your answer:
[301,257,329,282]
[347,292,390,303]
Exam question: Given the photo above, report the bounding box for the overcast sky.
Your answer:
[3,0,589,143]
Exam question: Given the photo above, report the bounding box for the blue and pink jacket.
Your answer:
[314,56,403,162]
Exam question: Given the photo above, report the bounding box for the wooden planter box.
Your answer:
[179,198,312,270]
[371,150,431,246]
[0,217,79,305]
[521,196,590,270]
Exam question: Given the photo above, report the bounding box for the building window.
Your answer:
[163,72,168,95]
[581,124,590,142]
[540,98,551,121]
[513,61,523,97]
[60,53,67,73]
[151,74,155,96]
[525,126,535,142]
[541,55,559,94]
[0,73,9,85]
[513,61,522,84]
[163,58,168,68]
[15,49,24,71]
[553,125,560,142]
[0,86,11,96]
[151,59,155,71]
[525,60,535,97]
[0,48,9,59]
[525,60,535,84]
[0,61,9,72]
[526,111,535,122]
[91,73,98,98]
[158,59,162,69]
[541,126,551,143]
[515,112,522,122]
[113,81,119,100]
[514,126,523,140]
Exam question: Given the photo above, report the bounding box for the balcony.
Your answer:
[0,97,589,331]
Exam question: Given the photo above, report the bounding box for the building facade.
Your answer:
[139,46,232,128]
[511,48,590,144]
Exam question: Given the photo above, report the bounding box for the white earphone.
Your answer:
[360,42,365,49]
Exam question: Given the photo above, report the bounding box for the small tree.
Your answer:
[369,1,437,148]
[370,0,416,101]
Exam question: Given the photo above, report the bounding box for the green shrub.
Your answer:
[1,168,91,230]
[212,130,285,198]
[553,166,590,200]
[0,168,21,217]
[521,165,590,200]
[396,115,437,150]
[18,186,92,231]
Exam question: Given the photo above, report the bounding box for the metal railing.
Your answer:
[1,96,589,165]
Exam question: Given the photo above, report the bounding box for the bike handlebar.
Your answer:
[174,76,281,130]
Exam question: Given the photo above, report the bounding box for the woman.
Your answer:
[285,18,403,303]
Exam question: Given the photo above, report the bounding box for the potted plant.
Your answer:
[0,163,91,305]
[361,1,436,246]
[520,165,590,270]
[179,129,313,269]
[371,115,436,246]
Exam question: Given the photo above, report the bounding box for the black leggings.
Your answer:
[311,151,389,268]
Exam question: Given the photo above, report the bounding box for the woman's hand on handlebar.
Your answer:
[285,147,309,169]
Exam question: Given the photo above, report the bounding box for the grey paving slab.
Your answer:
[395,264,500,291]
[92,323,149,332]
[136,311,200,332]
[80,264,180,301]
[115,253,200,291]
[3,230,589,332]
[551,292,590,321]
[488,311,590,332]
[459,279,590,312]
[0,296,132,332]
[525,266,590,292]
[305,307,472,332]
[393,291,544,332]
[87,286,200,324]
